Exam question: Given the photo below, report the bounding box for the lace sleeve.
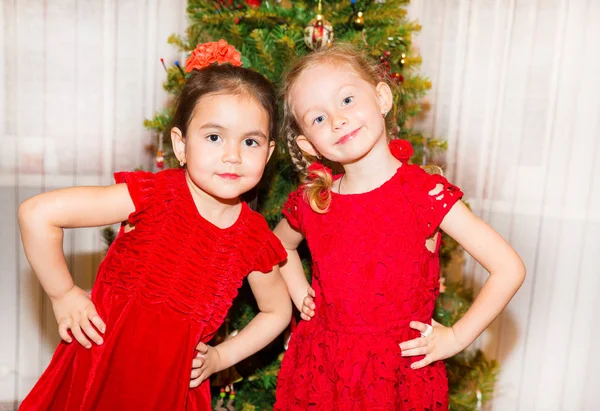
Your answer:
[403,166,463,238]
[420,173,463,237]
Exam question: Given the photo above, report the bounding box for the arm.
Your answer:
[190,265,292,386]
[273,218,313,313]
[18,184,135,346]
[401,201,526,368]
[440,201,526,346]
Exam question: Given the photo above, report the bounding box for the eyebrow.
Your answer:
[199,122,268,140]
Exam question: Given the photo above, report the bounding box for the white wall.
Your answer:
[0,0,186,403]
[408,1,600,410]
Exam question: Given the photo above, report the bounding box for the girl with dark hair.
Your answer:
[18,40,291,410]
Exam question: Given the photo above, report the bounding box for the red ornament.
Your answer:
[234,17,240,24]
[304,14,334,50]
[388,72,403,83]
[155,150,164,169]
[245,0,261,6]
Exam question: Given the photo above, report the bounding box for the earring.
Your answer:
[179,160,185,167]
[316,153,322,160]
[382,111,388,118]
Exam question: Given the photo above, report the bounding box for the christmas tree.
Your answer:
[138,1,499,409]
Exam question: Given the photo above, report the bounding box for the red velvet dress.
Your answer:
[20,168,286,411]
[274,141,463,411]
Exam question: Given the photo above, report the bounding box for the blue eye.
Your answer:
[244,138,259,147]
[343,96,353,105]
[313,115,326,125]
[207,134,222,142]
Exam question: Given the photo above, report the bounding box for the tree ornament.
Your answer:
[155,149,164,169]
[351,11,364,30]
[155,130,165,169]
[392,72,404,83]
[399,52,406,69]
[304,0,333,50]
[349,0,365,31]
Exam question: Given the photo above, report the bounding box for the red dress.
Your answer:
[20,168,286,411]
[274,141,463,411]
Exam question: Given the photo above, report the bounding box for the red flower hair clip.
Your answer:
[184,39,243,73]
[389,139,414,163]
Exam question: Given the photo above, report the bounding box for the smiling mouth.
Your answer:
[217,173,240,180]
[336,127,361,145]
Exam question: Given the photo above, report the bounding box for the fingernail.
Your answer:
[411,364,416,369]
[97,339,103,345]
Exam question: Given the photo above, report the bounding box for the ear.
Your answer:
[375,82,394,115]
[170,127,186,164]
[295,135,318,157]
[266,140,276,163]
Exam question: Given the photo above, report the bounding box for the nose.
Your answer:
[222,141,242,164]
[331,114,348,131]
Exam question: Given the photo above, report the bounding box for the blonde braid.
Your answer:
[285,132,333,213]
[286,134,311,174]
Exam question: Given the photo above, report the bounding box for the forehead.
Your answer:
[293,62,364,92]
[193,93,269,122]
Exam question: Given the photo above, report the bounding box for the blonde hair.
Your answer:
[281,43,395,213]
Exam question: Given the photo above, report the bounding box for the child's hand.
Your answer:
[190,342,221,388]
[51,285,106,349]
[300,286,316,321]
[399,319,465,370]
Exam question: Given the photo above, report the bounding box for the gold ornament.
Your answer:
[351,11,365,31]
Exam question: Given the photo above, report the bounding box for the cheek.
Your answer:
[244,151,269,174]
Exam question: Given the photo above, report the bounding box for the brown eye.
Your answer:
[207,134,222,142]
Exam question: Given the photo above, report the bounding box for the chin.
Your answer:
[211,190,245,202]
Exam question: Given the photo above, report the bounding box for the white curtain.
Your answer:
[408,1,600,410]
[0,0,186,403]
[2,0,599,409]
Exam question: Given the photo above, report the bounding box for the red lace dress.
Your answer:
[274,141,463,411]
[20,168,286,411]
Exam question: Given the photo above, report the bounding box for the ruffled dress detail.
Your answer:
[275,140,463,411]
[20,168,286,411]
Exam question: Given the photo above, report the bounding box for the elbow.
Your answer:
[274,298,293,332]
[280,298,293,326]
[509,257,526,291]
[18,197,40,228]
[516,259,526,288]
[18,195,54,231]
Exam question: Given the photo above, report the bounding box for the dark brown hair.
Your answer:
[171,64,278,142]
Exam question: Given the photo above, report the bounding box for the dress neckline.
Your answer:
[331,164,405,198]
[178,168,247,231]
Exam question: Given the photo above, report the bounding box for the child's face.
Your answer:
[171,93,274,201]
[290,62,391,164]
